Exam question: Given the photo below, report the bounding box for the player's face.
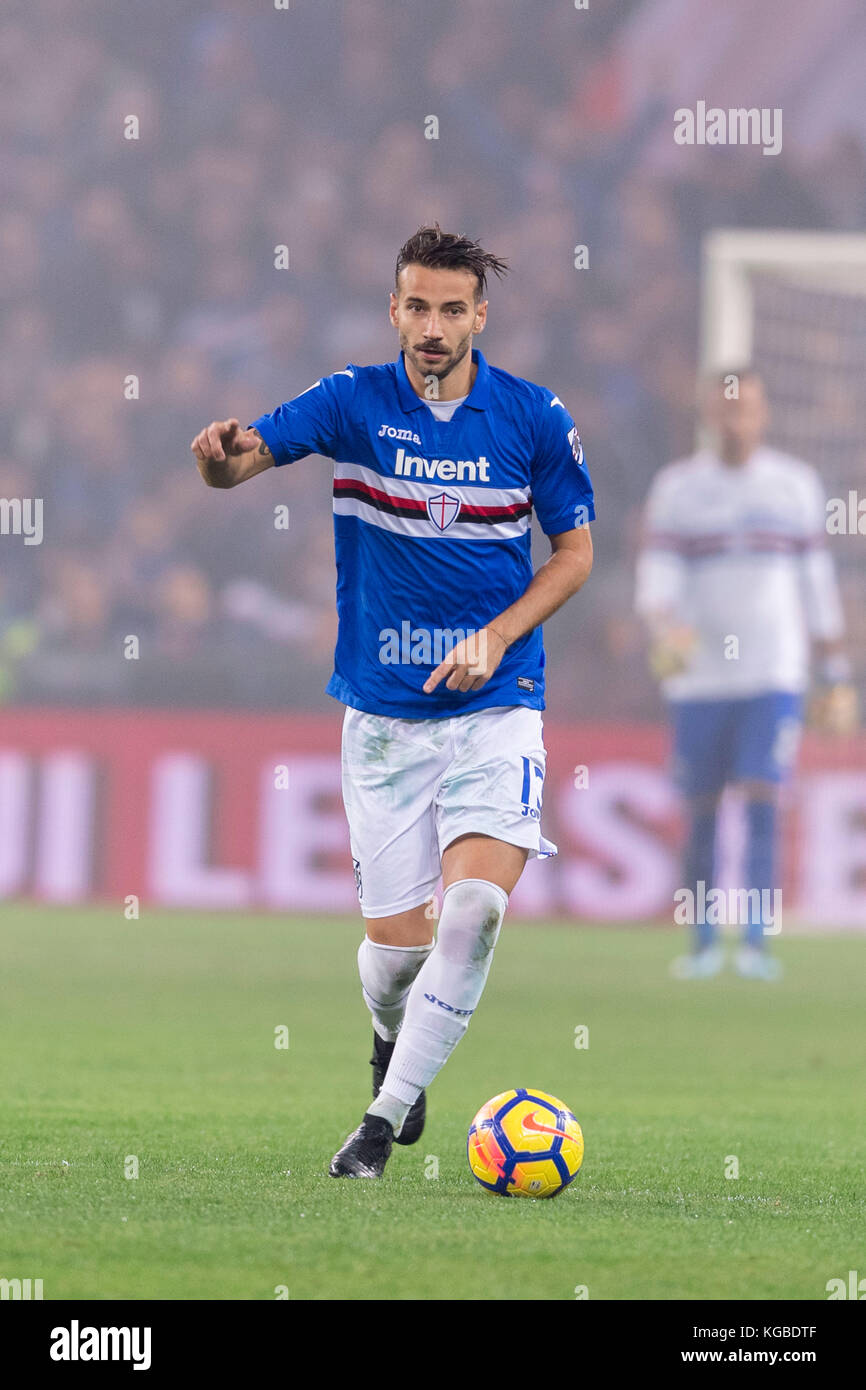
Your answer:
[704,373,769,458]
[390,265,486,386]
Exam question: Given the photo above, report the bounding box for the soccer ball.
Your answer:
[467,1088,584,1198]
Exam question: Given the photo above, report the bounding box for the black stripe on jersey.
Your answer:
[333,478,532,525]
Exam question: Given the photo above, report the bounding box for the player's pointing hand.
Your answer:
[191,419,273,489]
[190,419,261,464]
[423,626,509,695]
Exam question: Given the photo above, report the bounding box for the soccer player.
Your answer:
[635,369,856,981]
[191,225,594,1176]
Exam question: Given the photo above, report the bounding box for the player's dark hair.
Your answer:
[395,223,509,303]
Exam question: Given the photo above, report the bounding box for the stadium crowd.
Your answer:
[3,0,865,716]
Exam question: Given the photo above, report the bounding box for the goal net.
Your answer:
[701,229,866,498]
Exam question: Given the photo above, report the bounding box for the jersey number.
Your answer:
[520,757,544,820]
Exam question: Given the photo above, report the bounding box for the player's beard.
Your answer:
[402,328,472,387]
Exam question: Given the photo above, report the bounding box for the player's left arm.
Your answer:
[423,525,593,694]
[799,472,858,734]
[424,393,594,694]
[808,637,859,734]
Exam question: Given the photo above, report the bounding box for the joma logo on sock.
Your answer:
[424,991,473,1018]
[50,1320,152,1371]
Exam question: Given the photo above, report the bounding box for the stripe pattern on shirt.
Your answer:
[645,529,823,558]
[333,460,532,540]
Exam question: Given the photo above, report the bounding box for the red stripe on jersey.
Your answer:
[333,475,532,522]
[644,530,817,557]
[334,477,426,513]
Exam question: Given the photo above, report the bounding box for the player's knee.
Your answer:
[364,901,436,947]
[438,878,508,966]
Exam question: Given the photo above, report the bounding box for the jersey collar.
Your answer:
[395,346,491,413]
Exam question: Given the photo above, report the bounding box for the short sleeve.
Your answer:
[798,466,830,543]
[634,467,689,617]
[530,393,595,535]
[641,468,683,542]
[249,366,356,466]
[797,467,845,640]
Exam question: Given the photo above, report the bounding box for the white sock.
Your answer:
[357,935,434,1042]
[367,879,508,1130]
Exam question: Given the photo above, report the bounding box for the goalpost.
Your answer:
[700,229,866,490]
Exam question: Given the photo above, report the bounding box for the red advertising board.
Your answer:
[1,709,864,927]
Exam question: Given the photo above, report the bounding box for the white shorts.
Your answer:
[341,704,557,918]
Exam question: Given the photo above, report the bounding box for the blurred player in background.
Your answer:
[192,226,594,1176]
[635,369,856,980]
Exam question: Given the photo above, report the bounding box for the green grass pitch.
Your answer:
[1,905,864,1301]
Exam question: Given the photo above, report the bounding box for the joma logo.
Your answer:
[424,991,473,1018]
[379,424,423,446]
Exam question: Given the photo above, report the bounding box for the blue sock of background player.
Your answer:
[744,798,777,949]
[684,801,718,952]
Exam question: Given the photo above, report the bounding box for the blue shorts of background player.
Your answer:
[672,691,804,797]
[669,691,804,976]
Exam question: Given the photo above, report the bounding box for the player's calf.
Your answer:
[366,878,508,1134]
[371,1031,426,1145]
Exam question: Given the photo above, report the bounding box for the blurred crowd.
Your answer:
[3,0,865,717]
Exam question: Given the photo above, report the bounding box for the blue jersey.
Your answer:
[250,347,595,718]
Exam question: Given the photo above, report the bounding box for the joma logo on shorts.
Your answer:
[424,991,473,1018]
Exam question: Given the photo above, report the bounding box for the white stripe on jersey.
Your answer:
[332,459,532,541]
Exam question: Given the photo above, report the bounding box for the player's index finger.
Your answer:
[422,659,451,693]
[206,424,225,459]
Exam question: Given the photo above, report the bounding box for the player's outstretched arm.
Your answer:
[191,419,274,489]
